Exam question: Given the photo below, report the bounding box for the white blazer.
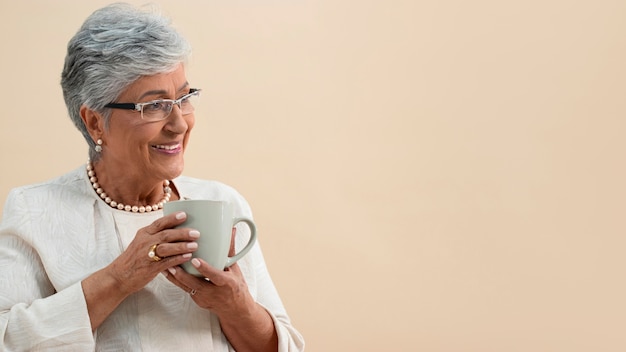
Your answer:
[0,166,304,351]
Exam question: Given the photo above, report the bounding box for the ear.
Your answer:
[80,104,104,142]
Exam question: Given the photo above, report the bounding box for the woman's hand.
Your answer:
[82,210,199,330]
[165,228,279,352]
[164,228,253,315]
[106,211,199,295]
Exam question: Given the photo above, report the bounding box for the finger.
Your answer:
[155,227,200,247]
[162,267,194,292]
[142,211,187,236]
[164,265,211,297]
[190,258,230,286]
[225,228,244,275]
[153,240,198,258]
[228,227,237,257]
[139,251,193,280]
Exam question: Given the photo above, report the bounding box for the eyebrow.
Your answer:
[137,82,190,101]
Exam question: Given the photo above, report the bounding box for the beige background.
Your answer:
[1,0,625,351]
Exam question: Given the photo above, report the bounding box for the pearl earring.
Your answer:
[95,139,103,153]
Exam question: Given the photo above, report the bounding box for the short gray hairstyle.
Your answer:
[61,2,192,161]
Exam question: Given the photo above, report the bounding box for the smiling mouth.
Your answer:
[152,143,182,153]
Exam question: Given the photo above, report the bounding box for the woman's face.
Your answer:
[101,64,195,183]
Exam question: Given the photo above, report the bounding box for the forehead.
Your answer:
[120,64,188,101]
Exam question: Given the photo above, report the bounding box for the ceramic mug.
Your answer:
[163,199,257,277]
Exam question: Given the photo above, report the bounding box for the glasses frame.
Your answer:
[104,88,201,121]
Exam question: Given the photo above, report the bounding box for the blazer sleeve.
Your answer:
[229,190,305,351]
[250,244,306,352]
[0,189,95,351]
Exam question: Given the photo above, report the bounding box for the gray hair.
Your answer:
[61,2,192,161]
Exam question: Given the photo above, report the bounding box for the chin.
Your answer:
[168,162,185,179]
[152,158,183,181]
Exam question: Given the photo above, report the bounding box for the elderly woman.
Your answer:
[0,3,304,351]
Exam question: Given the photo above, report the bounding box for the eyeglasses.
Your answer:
[104,88,201,121]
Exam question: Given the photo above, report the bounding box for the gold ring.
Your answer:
[148,244,162,262]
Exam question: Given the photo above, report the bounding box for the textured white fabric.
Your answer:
[0,166,305,351]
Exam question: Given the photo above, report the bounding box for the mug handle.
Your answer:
[224,218,257,267]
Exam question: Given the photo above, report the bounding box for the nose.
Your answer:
[164,104,190,135]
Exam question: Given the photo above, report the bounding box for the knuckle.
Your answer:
[152,216,169,229]
[157,230,172,242]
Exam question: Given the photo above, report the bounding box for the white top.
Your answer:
[0,166,304,351]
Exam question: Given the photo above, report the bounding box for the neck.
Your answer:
[87,160,174,213]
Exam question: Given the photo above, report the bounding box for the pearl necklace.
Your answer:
[86,162,172,213]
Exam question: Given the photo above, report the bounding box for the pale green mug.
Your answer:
[163,199,257,277]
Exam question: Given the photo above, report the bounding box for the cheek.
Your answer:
[186,114,196,130]
[184,116,195,141]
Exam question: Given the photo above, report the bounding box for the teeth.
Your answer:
[154,144,179,150]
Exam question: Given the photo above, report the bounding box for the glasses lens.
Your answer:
[142,101,173,121]
[180,92,199,115]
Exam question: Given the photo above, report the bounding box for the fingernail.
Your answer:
[187,242,198,249]
[189,230,200,238]
[183,253,192,258]
[167,267,176,275]
[176,212,186,220]
[192,258,201,268]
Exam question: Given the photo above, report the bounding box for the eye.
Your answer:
[143,101,168,112]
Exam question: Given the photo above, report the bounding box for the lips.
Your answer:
[152,143,182,154]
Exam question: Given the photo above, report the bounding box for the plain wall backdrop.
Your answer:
[1,1,625,351]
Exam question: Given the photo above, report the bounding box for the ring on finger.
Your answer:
[148,244,162,262]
